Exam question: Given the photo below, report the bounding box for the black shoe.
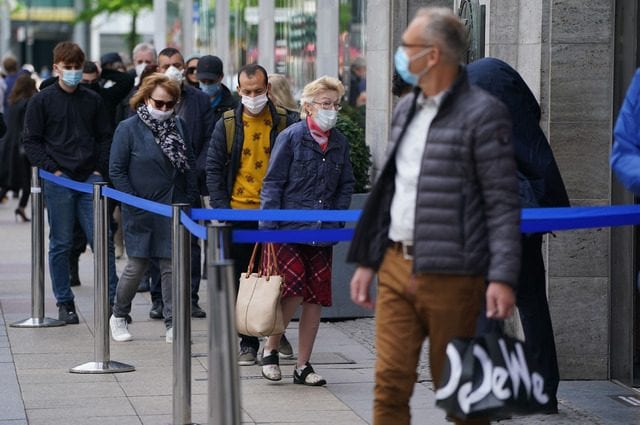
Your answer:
[58,302,79,324]
[137,279,150,293]
[191,302,206,318]
[542,399,559,415]
[293,362,326,386]
[149,299,164,319]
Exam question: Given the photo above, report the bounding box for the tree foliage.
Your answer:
[75,0,153,56]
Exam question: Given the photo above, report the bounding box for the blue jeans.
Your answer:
[43,173,118,305]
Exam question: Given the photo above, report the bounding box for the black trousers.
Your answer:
[477,233,559,404]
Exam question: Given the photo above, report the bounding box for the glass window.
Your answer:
[189,0,366,101]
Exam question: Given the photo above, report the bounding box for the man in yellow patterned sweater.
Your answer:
[206,63,297,365]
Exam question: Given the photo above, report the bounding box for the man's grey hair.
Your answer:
[132,42,157,61]
[416,7,467,64]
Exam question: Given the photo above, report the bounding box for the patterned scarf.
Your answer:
[136,104,190,171]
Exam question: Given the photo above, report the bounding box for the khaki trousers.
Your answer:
[373,247,489,425]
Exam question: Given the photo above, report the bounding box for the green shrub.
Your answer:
[336,112,371,193]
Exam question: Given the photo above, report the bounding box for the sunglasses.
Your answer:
[186,67,197,75]
[150,97,178,109]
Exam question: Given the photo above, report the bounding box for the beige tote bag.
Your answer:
[236,243,285,337]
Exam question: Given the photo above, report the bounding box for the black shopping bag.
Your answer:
[435,331,553,420]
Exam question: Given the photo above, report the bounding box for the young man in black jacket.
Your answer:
[23,42,119,324]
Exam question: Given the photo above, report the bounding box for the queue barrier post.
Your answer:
[70,182,134,374]
[206,223,241,425]
[172,203,194,425]
[11,167,65,328]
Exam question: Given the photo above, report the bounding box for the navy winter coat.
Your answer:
[260,119,355,231]
[175,84,215,195]
[467,58,570,208]
[109,114,197,258]
[205,101,297,208]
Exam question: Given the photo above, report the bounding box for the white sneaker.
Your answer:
[166,327,173,343]
[109,315,132,342]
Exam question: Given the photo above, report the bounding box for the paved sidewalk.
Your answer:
[1,197,639,424]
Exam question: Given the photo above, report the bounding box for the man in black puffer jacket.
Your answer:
[348,8,521,425]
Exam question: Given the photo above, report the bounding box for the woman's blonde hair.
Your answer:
[130,73,181,110]
[300,75,345,118]
[268,74,298,111]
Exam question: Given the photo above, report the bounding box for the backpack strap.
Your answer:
[275,106,287,134]
[223,109,236,155]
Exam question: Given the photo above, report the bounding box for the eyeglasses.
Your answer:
[186,67,197,75]
[150,97,178,109]
[312,101,342,111]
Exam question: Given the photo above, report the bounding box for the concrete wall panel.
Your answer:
[549,43,613,123]
[550,276,609,379]
[550,122,611,200]
[551,0,613,44]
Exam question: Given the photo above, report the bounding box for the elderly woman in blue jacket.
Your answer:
[259,76,355,386]
[109,73,197,343]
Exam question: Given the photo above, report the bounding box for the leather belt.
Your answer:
[389,240,414,260]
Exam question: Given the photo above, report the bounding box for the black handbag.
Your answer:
[435,325,554,420]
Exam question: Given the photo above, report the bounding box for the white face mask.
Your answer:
[164,65,184,83]
[135,63,147,77]
[146,104,174,122]
[313,109,338,131]
[241,93,268,115]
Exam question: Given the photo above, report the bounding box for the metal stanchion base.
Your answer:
[70,361,135,374]
[11,317,66,328]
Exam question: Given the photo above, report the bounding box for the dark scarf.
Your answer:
[136,104,190,171]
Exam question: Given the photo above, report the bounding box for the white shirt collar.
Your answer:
[416,90,446,109]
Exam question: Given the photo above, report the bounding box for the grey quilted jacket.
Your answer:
[347,68,521,287]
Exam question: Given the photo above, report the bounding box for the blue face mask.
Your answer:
[61,69,82,87]
[200,82,221,98]
[394,46,430,86]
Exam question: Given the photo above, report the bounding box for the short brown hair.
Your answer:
[130,73,181,110]
[53,42,85,67]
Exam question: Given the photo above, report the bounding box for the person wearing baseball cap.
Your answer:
[196,54,237,120]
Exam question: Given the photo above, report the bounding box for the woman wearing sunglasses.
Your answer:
[109,73,198,343]
[184,55,200,88]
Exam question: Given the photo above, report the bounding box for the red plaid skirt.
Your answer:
[270,243,333,306]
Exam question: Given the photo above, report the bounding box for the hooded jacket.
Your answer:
[467,58,570,209]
